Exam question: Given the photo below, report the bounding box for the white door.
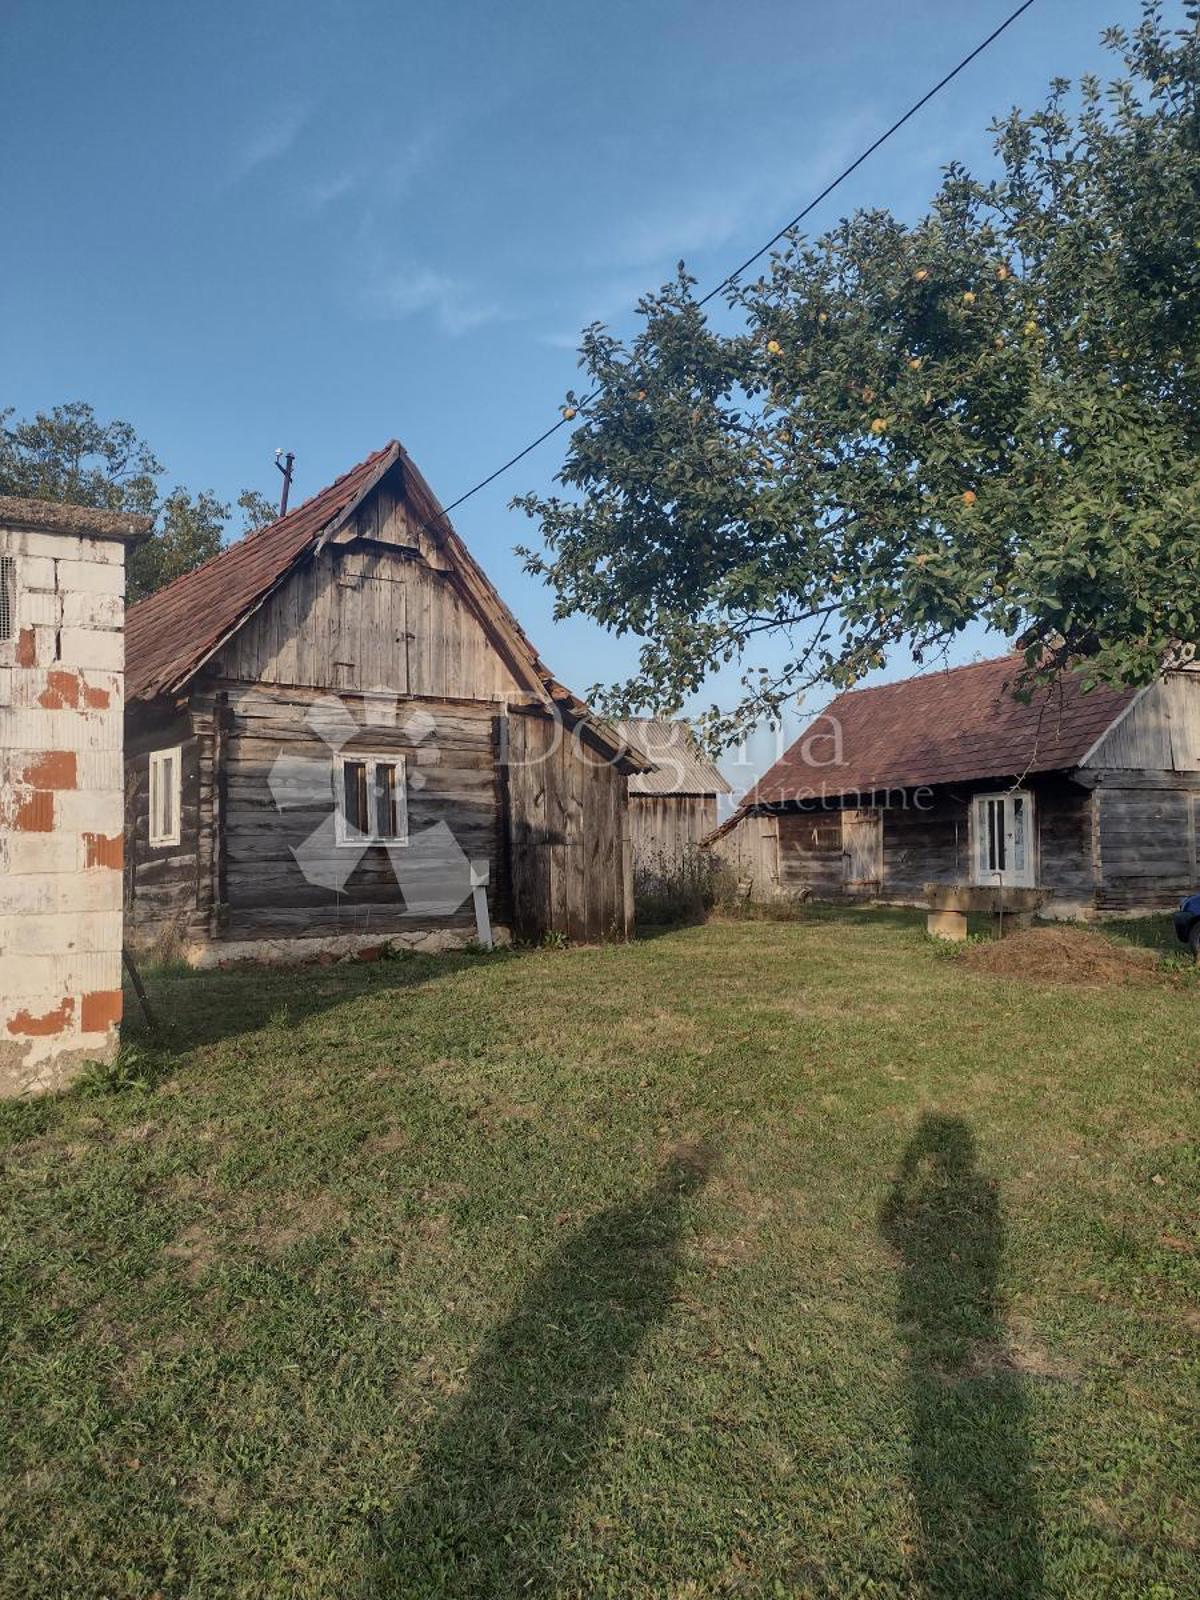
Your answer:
[972,791,1035,888]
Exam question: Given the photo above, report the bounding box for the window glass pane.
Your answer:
[996,801,1007,872]
[375,764,396,839]
[979,796,992,876]
[343,761,369,835]
[1011,795,1026,873]
[163,755,176,838]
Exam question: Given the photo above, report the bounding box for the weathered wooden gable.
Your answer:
[1080,670,1200,773]
[209,472,526,701]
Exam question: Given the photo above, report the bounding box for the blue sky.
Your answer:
[1,0,1160,777]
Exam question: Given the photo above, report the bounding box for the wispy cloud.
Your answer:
[364,264,501,338]
[380,125,442,200]
[616,193,758,272]
[537,112,878,348]
[228,106,308,184]
[299,124,441,215]
[304,171,357,211]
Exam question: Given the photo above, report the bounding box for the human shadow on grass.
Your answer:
[369,1145,714,1599]
[880,1114,1042,1599]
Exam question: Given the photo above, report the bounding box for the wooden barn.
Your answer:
[707,654,1200,917]
[122,441,648,962]
[615,718,731,867]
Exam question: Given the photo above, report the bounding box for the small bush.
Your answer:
[634,848,734,927]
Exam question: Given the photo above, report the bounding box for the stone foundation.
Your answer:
[161,924,514,969]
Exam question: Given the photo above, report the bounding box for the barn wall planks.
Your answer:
[505,710,631,943]
[715,776,1100,909]
[1091,771,1200,909]
[707,812,781,897]
[124,471,636,957]
[778,810,843,897]
[123,706,212,951]
[629,795,718,865]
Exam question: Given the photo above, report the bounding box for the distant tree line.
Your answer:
[0,402,277,603]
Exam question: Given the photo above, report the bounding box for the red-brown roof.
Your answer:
[730,654,1138,815]
[124,439,650,771]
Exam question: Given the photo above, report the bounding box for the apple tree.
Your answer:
[516,5,1200,736]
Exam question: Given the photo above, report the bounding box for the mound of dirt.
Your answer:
[961,926,1165,986]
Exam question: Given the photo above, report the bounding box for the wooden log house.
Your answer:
[707,654,1200,916]
[122,441,648,962]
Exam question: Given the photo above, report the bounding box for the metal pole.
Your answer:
[122,947,157,1032]
[275,450,295,516]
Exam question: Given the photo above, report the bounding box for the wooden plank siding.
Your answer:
[713,775,1099,911]
[505,710,631,943]
[123,707,211,951]
[1087,774,1200,909]
[629,795,718,866]
[707,812,781,897]
[212,542,524,702]
[1082,673,1200,774]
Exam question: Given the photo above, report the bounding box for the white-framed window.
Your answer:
[335,753,408,846]
[148,746,182,848]
[972,790,1035,888]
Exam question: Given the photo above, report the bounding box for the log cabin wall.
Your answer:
[215,684,507,940]
[719,776,1098,909]
[505,708,632,944]
[200,503,524,945]
[1087,777,1200,910]
[123,706,211,952]
[123,469,638,954]
[777,810,844,898]
[1080,671,1200,909]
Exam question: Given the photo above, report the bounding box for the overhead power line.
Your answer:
[438,0,1039,521]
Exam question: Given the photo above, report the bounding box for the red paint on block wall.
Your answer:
[12,790,54,832]
[82,682,111,709]
[7,997,75,1037]
[20,751,77,790]
[38,669,80,709]
[15,627,36,668]
[83,831,123,870]
[81,990,123,1032]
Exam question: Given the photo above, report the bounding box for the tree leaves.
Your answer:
[0,402,275,603]
[517,7,1200,739]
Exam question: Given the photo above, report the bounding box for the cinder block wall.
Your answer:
[0,499,149,1095]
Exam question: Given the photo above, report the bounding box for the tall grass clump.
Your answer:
[633,847,733,927]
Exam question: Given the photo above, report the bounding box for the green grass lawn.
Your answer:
[2,912,1197,1599]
